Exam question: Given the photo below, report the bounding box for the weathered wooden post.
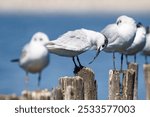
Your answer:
[77,68,97,100]
[128,63,138,99]
[0,94,19,100]
[59,76,84,100]
[50,87,63,100]
[59,67,97,100]
[108,63,137,100]
[143,64,150,100]
[108,70,121,100]
[122,69,135,100]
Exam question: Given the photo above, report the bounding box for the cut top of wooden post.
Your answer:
[77,67,97,100]
[128,62,138,100]
[77,67,95,79]
[108,70,121,100]
[59,67,97,100]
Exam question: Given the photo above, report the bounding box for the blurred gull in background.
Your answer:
[11,32,50,87]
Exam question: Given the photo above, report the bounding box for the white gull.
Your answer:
[142,26,150,63]
[11,32,50,87]
[46,28,108,73]
[101,15,137,70]
[124,22,146,64]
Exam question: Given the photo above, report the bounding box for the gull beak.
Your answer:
[89,47,101,64]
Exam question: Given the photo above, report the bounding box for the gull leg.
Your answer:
[24,72,29,90]
[145,56,148,64]
[72,57,80,74]
[38,72,41,88]
[77,56,84,69]
[134,54,136,63]
[125,55,129,65]
[120,53,124,71]
[113,52,116,70]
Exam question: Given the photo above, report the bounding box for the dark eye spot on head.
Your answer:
[136,22,142,28]
[34,38,37,41]
[117,20,122,25]
[103,34,108,45]
[40,38,43,41]
[102,44,105,48]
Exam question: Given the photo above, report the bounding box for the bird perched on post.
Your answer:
[11,32,50,87]
[142,26,150,64]
[101,15,137,70]
[123,22,146,64]
[46,28,108,74]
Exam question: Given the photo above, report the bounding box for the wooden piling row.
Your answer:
[108,63,138,100]
[1,62,145,100]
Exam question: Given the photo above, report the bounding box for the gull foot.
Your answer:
[73,66,84,74]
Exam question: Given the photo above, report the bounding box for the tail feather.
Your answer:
[11,59,19,62]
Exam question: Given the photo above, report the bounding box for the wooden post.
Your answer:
[128,63,138,99]
[59,76,84,100]
[22,89,52,100]
[122,69,135,100]
[108,70,121,100]
[143,64,150,100]
[77,68,97,100]
[109,67,136,100]
[50,87,63,100]
[0,94,19,100]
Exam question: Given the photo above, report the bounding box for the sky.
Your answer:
[0,0,150,13]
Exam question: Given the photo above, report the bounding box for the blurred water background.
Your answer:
[0,0,150,99]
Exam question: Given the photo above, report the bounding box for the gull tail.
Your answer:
[11,59,19,62]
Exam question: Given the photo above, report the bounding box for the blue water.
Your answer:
[0,13,150,99]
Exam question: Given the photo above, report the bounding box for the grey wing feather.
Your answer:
[50,29,90,51]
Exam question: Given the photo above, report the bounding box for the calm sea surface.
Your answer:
[0,13,150,99]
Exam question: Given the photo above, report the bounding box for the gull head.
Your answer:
[136,22,143,28]
[136,22,146,36]
[116,15,136,26]
[30,32,49,45]
[89,33,108,64]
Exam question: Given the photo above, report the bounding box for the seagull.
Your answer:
[11,32,50,87]
[46,28,108,74]
[142,26,150,64]
[101,15,137,70]
[124,22,146,64]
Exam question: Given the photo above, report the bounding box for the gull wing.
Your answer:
[48,29,92,52]
[19,43,31,65]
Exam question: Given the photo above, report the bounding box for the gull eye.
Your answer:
[39,38,43,41]
[102,44,105,48]
[34,38,37,41]
[117,20,122,25]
